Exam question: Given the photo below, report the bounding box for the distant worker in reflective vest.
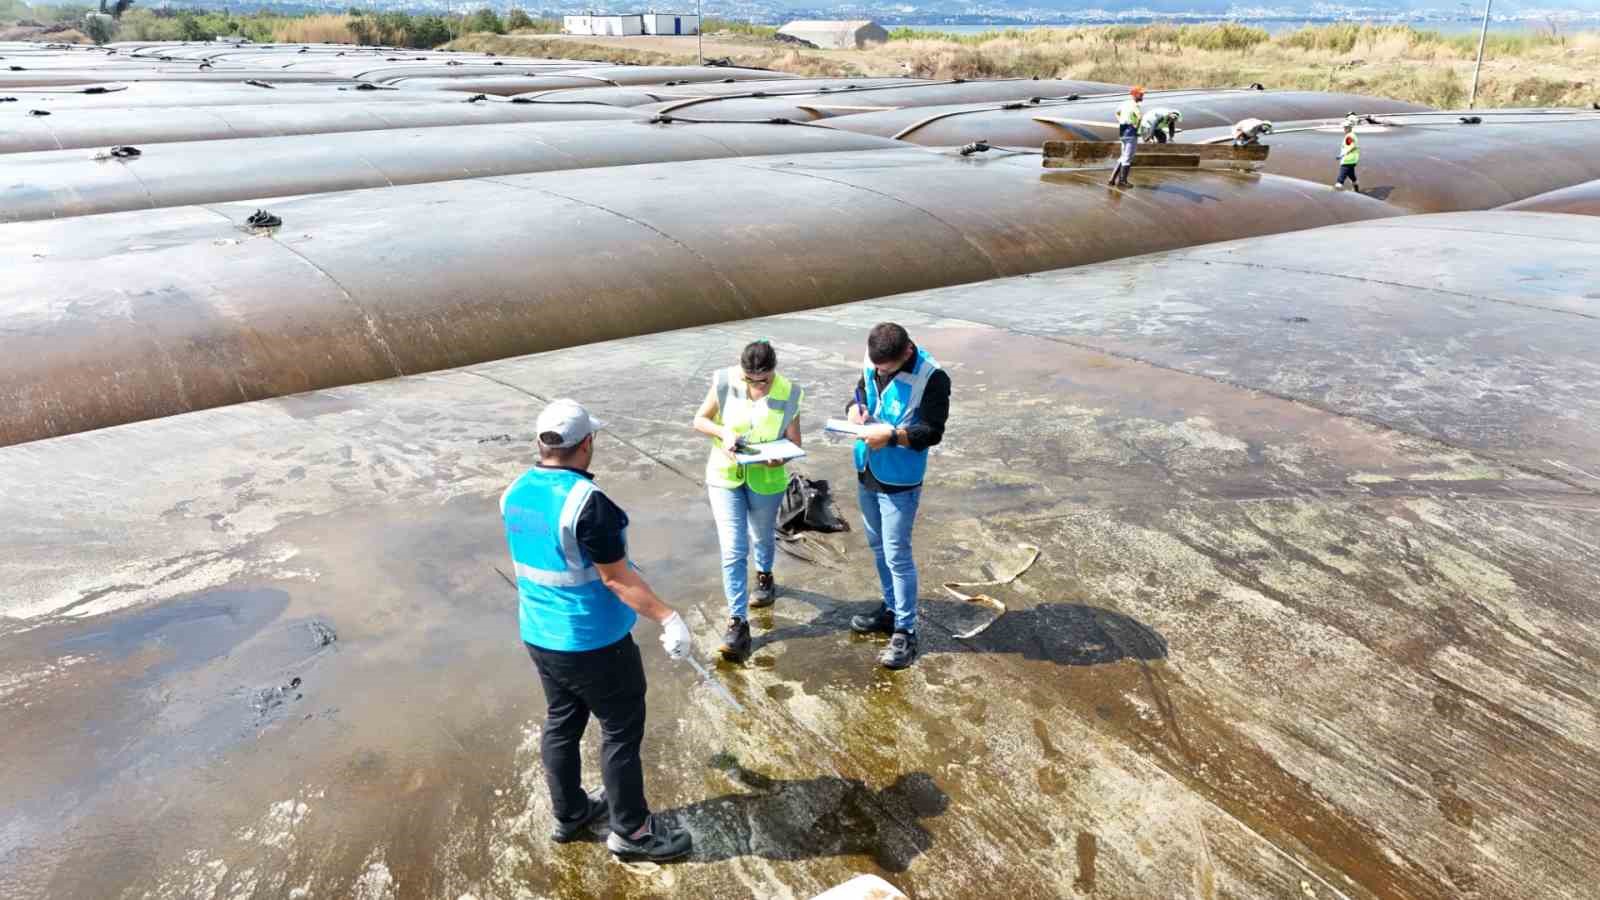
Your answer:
[1334,115,1361,193]
[1140,107,1182,143]
[691,339,804,663]
[501,398,695,863]
[846,323,951,670]
[1232,117,1273,146]
[1109,85,1144,187]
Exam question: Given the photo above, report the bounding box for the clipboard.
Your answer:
[732,438,806,465]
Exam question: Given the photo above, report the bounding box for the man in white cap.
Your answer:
[500,398,695,862]
[1232,117,1273,146]
[1140,107,1182,143]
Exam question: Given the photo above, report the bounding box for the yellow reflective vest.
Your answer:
[1340,131,1360,165]
[704,367,803,495]
[1116,98,1143,128]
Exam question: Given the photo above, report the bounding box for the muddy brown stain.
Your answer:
[1067,657,1458,899]
[1074,831,1097,892]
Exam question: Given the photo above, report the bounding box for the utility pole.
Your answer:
[1469,0,1492,108]
[696,0,703,65]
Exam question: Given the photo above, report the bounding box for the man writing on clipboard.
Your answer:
[844,323,951,670]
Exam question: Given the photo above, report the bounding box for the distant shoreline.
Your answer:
[885,19,1591,37]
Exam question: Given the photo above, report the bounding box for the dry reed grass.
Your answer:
[272,14,356,45]
[450,24,1600,108]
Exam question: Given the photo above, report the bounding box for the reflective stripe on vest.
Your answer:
[502,467,636,651]
[706,367,800,493]
[854,348,941,487]
[1341,133,1360,165]
[508,474,602,586]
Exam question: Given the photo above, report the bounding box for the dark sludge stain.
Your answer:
[252,675,303,715]
[950,601,1168,667]
[307,619,338,647]
[680,758,949,873]
[53,588,290,685]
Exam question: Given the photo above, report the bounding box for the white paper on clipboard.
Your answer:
[823,418,872,437]
[733,438,807,465]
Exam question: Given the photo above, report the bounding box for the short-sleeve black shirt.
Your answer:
[537,464,628,564]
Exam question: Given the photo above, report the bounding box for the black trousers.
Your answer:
[526,634,650,837]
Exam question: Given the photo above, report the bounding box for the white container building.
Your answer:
[640,13,700,35]
[562,14,645,36]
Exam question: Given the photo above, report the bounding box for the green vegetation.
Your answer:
[0,1,560,46]
[887,25,1041,45]
[461,6,502,36]
[346,10,456,48]
[1176,22,1268,52]
[702,17,776,39]
[0,3,559,47]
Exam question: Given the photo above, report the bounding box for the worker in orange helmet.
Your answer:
[1110,85,1145,187]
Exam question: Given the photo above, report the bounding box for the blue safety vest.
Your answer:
[854,348,942,487]
[500,467,636,651]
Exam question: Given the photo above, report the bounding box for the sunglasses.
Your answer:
[742,371,773,386]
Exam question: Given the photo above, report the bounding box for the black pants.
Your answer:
[1337,163,1359,186]
[526,634,649,837]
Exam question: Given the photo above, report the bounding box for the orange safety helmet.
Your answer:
[1130,85,1146,98]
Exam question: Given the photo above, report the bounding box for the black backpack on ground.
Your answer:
[777,472,850,536]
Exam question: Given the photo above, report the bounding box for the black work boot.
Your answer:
[880,630,919,670]
[1107,164,1122,186]
[850,605,895,635]
[750,571,776,609]
[719,616,751,662]
[606,814,693,863]
[1118,167,1133,187]
[550,788,607,843]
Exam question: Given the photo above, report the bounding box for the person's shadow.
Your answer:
[662,761,949,872]
[943,600,1167,665]
[754,590,1167,666]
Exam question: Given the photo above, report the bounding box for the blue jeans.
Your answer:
[707,484,783,619]
[858,483,922,633]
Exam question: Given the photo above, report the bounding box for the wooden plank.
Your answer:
[1042,140,1120,161]
[1043,140,1270,162]
[1130,155,1201,168]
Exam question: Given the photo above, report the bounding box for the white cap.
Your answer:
[535,398,605,449]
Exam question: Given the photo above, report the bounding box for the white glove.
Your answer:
[660,611,692,660]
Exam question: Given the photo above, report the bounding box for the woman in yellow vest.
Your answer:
[1334,116,1361,193]
[691,340,804,662]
